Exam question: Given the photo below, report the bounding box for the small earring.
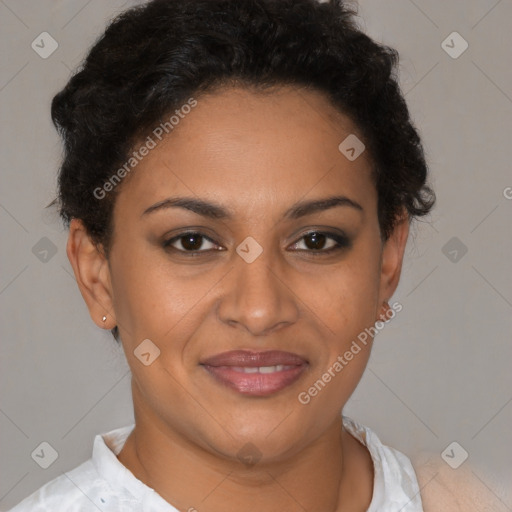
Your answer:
[102,315,107,322]
[379,301,390,321]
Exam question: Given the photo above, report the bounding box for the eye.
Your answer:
[163,230,351,257]
[289,231,351,254]
[163,232,221,254]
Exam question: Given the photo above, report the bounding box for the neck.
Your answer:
[117,383,372,512]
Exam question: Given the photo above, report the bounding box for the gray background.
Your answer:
[1,0,511,509]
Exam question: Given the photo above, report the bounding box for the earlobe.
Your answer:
[378,212,410,308]
[66,219,116,329]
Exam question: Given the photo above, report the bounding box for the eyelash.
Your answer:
[162,230,351,257]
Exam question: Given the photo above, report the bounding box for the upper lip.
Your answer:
[201,350,308,367]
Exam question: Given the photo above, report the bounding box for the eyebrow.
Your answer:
[142,195,363,220]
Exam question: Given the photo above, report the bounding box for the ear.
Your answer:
[377,211,410,312]
[66,218,116,330]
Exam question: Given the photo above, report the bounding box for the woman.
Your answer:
[9,0,436,510]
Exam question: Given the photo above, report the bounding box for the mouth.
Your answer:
[200,350,309,397]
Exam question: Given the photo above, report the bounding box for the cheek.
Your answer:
[299,238,382,395]
[304,244,381,339]
[108,245,176,341]
[109,245,219,351]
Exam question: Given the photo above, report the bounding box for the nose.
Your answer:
[217,248,300,337]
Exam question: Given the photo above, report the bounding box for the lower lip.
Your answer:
[202,364,308,396]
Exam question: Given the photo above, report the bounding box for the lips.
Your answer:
[201,350,308,367]
[200,350,308,396]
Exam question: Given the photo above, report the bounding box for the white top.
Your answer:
[8,416,423,511]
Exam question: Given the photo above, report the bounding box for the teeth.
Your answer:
[231,365,290,374]
[260,365,283,373]
[242,367,259,373]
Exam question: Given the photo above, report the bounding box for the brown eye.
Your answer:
[303,232,328,250]
[163,232,219,253]
[290,231,351,254]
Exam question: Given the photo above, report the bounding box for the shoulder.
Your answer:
[7,459,129,512]
[8,425,140,512]
[412,451,510,512]
[342,416,423,511]
[343,416,419,484]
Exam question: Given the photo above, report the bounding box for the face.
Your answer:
[70,85,408,463]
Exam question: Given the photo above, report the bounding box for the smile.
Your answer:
[230,365,297,373]
[200,350,309,396]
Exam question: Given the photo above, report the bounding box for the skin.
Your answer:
[67,85,409,512]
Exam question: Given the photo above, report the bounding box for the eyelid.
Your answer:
[163,229,350,255]
[163,231,222,252]
[287,230,351,253]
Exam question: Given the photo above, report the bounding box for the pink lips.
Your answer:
[201,350,308,396]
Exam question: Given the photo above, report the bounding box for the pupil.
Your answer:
[305,232,326,250]
[182,234,202,250]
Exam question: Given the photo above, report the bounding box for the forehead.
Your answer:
[115,85,375,218]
